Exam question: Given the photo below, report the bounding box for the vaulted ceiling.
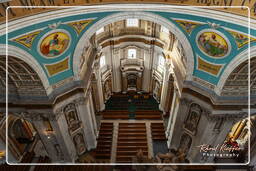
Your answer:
[0,6,254,101]
[0,56,47,102]
[222,57,256,96]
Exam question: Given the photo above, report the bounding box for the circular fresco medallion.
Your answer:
[198,32,228,57]
[40,32,70,58]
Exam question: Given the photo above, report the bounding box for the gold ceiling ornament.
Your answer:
[228,31,256,48]
[12,30,41,48]
[45,57,69,77]
[197,56,223,76]
[67,19,94,35]
[175,20,201,34]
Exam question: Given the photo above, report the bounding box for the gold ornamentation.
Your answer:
[197,57,223,76]
[40,32,70,58]
[229,31,256,48]
[45,57,69,76]
[12,31,41,48]
[175,20,201,34]
[198,32,228,57]
[67,19,94,34]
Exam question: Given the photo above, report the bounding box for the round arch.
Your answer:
[215,46,256,96]
[0,44,52,95]
[73,11,194,81]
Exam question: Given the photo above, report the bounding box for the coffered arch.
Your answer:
[0,55,48,102]
[217,46,256,96]
[221,56,256,97]
[0,44,51,95]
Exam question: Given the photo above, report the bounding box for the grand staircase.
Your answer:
[151,122,166,141]
[101,110,162,120]
[94,93,166,163]
[116,123,148,163]
[95,123,113,162]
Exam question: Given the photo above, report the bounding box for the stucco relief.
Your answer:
[184,103,202,136]
[63,103,81,132]
[73,133,86,155]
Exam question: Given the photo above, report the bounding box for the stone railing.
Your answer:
[120,58,143,67]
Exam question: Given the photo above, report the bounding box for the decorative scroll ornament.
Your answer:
[12,31,41,48]
[204,111,248,122]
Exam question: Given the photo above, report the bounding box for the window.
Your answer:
[161,26,169,34]
[128,49,136,58]
[100,55,106,67]
[158,55,165,72]
[158,55,165,67]
[96,27,104,35]
[126,18,139,27]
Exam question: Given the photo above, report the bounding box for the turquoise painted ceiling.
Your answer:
[1,10,255,86]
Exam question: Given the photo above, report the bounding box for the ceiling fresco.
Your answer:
[0,9,255,88]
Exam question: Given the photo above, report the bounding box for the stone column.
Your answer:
[94,61,105,111]
[53,106,82,163]
[122,72,127,92]
[159,64,173,114]
[166,87,178,140]
[75,96,97,150]
[137,72,143,91]
[111,48,122,92]
[168,98,190,150]
[50,112,75,162]
[22,111,72,163]
[88,92,98,136]
[142,49,151,92]
[91,74,100,112]
[51,91,98,162]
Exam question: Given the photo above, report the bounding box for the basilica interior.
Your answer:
[0,1,256,171]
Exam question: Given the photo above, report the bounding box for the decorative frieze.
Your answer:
[204,111,247,122]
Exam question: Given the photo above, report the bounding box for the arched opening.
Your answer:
[1,5,254,166]
[75,16,188,163]
[73,11,193,80]
[0,56,51,163]
[221,57,256,97]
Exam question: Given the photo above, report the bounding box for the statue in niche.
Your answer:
[179,133,192,155]
[79,46,89,70]
[73,133,86,155]
[104,79,111,100]
[153,80,161,101]
[64,103,80,132]
[184,103,202,135]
